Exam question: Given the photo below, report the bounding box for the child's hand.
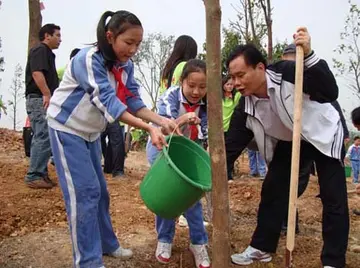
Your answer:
[149,127,167,150]
[177,112,201,126]
[187,112,201,125]
[160,117,182,136]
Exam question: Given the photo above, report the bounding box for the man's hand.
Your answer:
[43,95,50,109]
[32,71,51,109]
[293,27,312,57]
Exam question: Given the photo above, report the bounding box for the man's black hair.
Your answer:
[226,43,267,69]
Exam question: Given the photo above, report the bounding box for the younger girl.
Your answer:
[47,10,178,268]
[222,75,240,181]
[146,59,210,268]
[159,35,198,94]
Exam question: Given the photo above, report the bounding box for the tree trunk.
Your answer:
[28,0,42,51]
[12,104,16,131]
[204,1,230,267]
[14,93,17,131]
[247,0,258,46]
[260,0,273,61]
[266,0,273,62]
[243,0,250,42]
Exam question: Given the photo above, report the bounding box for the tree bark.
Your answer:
[266,0,273,61]
[204,1,230,267]
[28,0,42,51]
[260,0,273,61]
[247,0,258,45]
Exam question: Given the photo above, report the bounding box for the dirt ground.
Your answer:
[0,128,360,268]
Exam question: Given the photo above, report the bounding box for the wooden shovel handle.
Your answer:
[285,45,304,267]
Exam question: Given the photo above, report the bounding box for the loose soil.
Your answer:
[0,128,359,267]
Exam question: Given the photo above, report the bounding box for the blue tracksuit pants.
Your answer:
[49,127,120,268]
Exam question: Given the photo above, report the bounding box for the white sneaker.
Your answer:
[189,244,211,268]
[109,246,133,260]
[323,266,336,268]
[178,215,210,228]
[155,242,172,264]
[178,215,188,227]
[231,245,272,265]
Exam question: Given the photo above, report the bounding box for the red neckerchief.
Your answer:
[111,66,135,105]
[182,103,200,141]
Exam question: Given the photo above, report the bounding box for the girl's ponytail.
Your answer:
[97,11,116,67]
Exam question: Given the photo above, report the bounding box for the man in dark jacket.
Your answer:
[282,43,350,142]
[280,43,350,233]
[226,28,348,268]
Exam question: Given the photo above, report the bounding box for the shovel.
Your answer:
[285,44,304,268]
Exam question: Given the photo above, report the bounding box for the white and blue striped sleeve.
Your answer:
[71,48,127,123]
[157,88,179,119]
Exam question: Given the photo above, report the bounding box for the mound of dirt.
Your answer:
[0,128,23,152]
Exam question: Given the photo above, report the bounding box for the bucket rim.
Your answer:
[163,136,212,192]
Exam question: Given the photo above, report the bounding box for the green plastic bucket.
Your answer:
[345,166,352,178]
[140,135,212,219]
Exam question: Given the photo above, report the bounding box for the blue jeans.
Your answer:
[248,149,266,177]
[49,127,119,268]
[351,160,360,183]
[146,140,208,245]
[25,96,52,181]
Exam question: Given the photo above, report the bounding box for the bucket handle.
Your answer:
[164,114,199,158]
[166,122,181,153]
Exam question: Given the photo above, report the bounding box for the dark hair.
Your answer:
[354,136,360,141]
[97,10,142,68]
[39,24,60,41]
[162,35,198,82]
[180,59,206,82]
[351,106,360,126]
[226,44,267,69]
[180,59,207,105]
[222,75,237,100]
[70,48,80,59]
